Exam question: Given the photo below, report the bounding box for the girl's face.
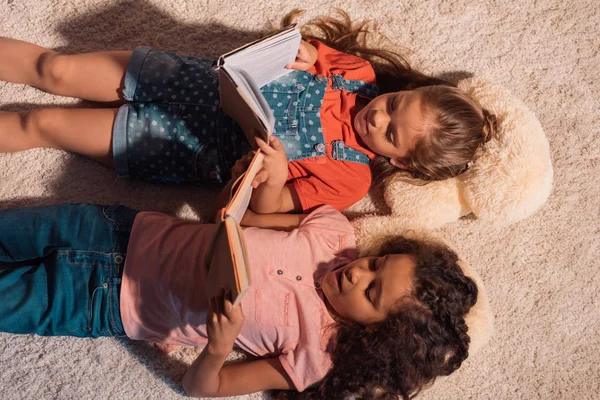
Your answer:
[354,90,428,166]
[321,254,416,326]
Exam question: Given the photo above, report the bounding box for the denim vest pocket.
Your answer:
[261,77,307,135]
[255,288,298,327]
[261,71,330,161]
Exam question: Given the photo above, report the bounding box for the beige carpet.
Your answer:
[1,0,599,399]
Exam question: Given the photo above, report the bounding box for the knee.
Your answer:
[20,109,52,142]
[36,51,70,91]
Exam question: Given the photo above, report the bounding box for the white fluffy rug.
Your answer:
[1,1,599,399]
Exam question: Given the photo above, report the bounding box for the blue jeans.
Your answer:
[0,204,138,338]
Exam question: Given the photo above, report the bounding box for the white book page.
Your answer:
[225,68,275,132]
[225,29,302,88]
[219,27,301,137]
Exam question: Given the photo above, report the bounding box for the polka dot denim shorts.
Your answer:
[112,47,251,184]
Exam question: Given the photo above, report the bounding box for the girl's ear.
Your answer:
[390,158,409,169]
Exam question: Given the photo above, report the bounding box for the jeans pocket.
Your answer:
[87,282,110,335]
[52,250,114,337]
[101,205,122,224]
[101,205,138,235]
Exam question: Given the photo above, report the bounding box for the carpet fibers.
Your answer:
[1,1,598,399]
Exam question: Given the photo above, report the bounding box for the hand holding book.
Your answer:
[285,40,318,71]
[251,137,289,189]
[206,288,245,356]
[230,150,257,183]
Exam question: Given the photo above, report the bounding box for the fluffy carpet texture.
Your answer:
[1,0,598,399]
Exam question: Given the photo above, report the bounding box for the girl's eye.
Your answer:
[365,283,374,304]
[366,259,378,304]
[386,129,394,144]
[369,258,377,271]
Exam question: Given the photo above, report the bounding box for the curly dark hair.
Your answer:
[273,236,478,400]
[282,10,498,185]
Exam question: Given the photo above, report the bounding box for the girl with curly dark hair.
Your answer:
[273,236,478,400]
[0,198,477,399]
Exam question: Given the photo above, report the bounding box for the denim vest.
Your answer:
[218,70,379,171]
[259,70,379,164]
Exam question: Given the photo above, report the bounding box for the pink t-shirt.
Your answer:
[120,206,358,391]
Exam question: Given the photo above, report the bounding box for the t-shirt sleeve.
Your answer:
[290,161,372,211]
[299,205,353,232]
[279,346,332,392]
[306,39,376,84]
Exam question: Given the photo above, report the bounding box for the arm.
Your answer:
[181,290,294,397]
[249,137,303,214]
[183,355,294,398]
[241,209,306,231]
[250,184,302,214]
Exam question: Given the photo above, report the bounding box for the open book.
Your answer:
[204,150,265,307]
[217,24,302,144]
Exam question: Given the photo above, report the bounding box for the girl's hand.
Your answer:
[231,150,256,182]
[206,289,244,357]
[285,40,318,71]
[253,137,288,189]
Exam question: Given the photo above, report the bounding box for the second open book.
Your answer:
[204,151,265,307]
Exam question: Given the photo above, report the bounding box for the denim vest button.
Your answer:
[314,143,326,153]
[114,255,124,264]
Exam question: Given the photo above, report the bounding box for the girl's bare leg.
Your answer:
[0,108,117,166]
[0,37,132,103]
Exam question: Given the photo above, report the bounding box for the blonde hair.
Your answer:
[283,10,498,185]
